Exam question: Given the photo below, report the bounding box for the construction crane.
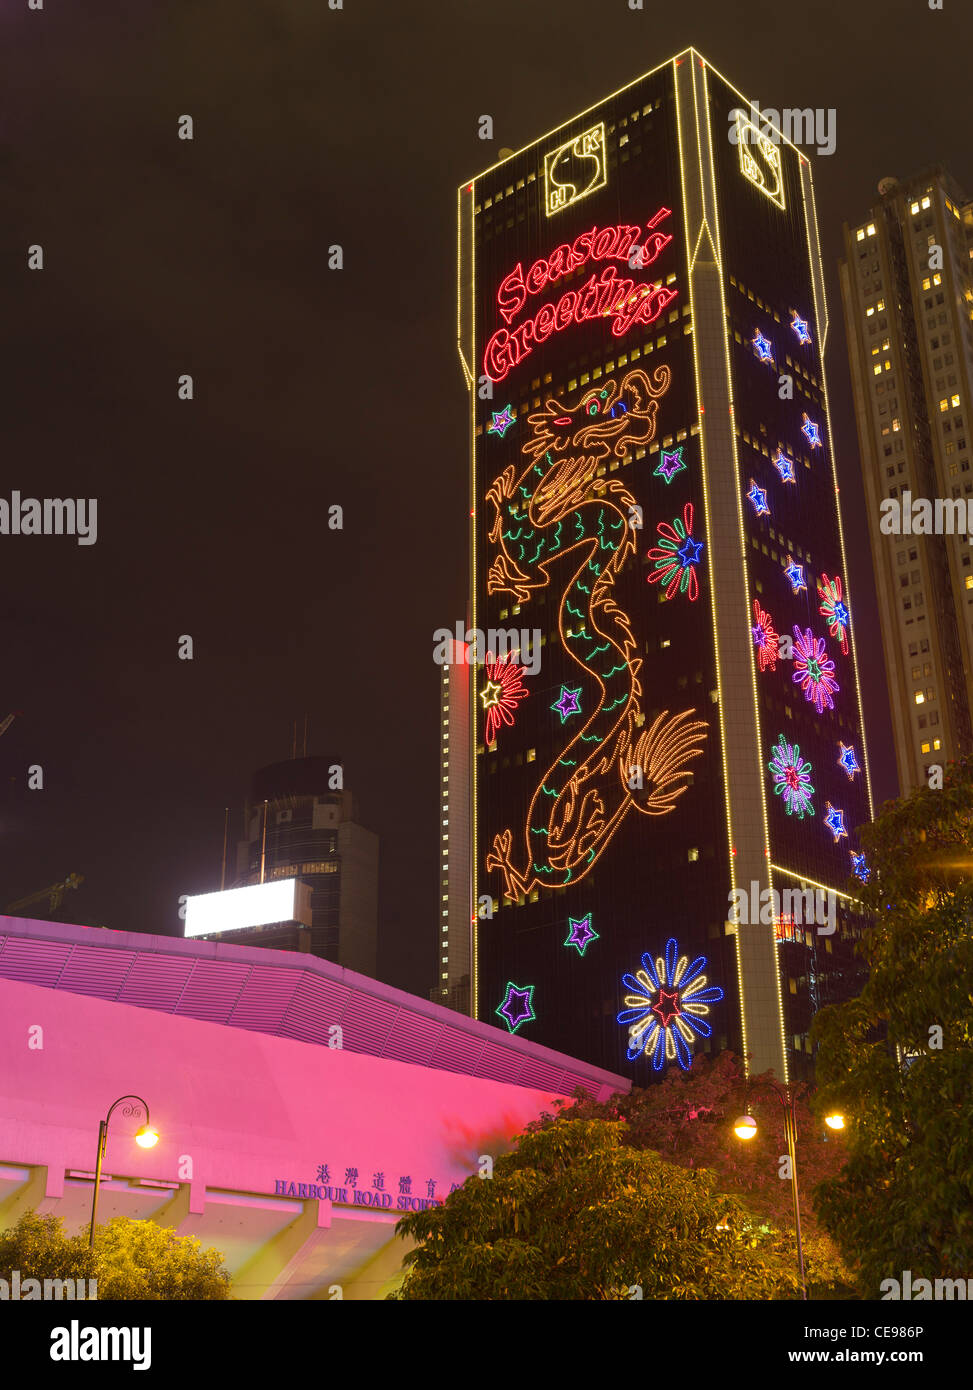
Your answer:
[5,874,84,915]
[0,711,20,740]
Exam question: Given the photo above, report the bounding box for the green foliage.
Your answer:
[528,1053,851,1296]
[0,1211,232,1300]
[812,758,973,1294]
[391,1117,804,1300]
[0,1211,95,1285]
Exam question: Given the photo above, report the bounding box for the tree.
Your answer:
[390,1117,805,1299]
[527,1053,851,1296]
[812,756,973,1294]
[0,1211,232,1299]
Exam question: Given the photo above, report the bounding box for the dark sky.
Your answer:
[2,0,970,998]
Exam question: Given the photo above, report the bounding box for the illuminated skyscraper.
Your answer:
[840,169,973,795]
[458,49,874,1079]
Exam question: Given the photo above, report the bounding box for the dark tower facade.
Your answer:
[458,50,874,1080]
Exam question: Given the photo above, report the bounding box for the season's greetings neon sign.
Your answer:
[484,207,678,383]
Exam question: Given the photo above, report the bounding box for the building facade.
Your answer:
[0,915,622,1300]
[458,49,874,1080]
[221,757,378,978]
[433,638,472,1013]
[840,169,973,795]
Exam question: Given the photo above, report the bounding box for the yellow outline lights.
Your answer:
[733,112,785,211]
[543,122,608,218]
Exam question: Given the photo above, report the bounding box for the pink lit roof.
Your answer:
[0,916,626,1102]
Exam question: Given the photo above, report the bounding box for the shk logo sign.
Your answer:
[543,122,607,217]
[50,1321,151,1371]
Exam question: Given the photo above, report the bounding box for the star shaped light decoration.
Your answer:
[618,937,723,1071]
[768,734,815,820]
[551,685,582,723]
[653,446,687,485]
[838,742,861,780]
[564,913,599,957]
[747,479,770,516]
[752,329,774,363]
[817,573,850,655]
[850,851,870,883]
[752,599,779,673]
[772,448,796,484]
[495,982,536,1034]
[790,311,812,345]
[480,651,529,744]
[647,502,703,602]
[801,413,822,449]
[783,556,806,594]
[824,802,848,842]
[487,404,516,439]
[792,625,839,714]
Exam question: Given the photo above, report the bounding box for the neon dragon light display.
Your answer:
[617,937,723,1070]
[484,368,708,902]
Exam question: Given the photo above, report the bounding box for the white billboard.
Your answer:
[184,879,302,939]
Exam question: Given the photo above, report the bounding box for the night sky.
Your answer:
[2,0,970,999]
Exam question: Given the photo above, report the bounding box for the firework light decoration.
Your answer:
[617,937,723,1070]
[792,626,839,714]
[817,573,850,655]
[752,599,779,672]
[646,502,703,602]
[768,734,815,819]
[480,652,529,744]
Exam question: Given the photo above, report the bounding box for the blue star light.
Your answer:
[677,535,704,568]
[753,330,774,363]
[824,802,848,842]
[654,447,687,485]
[552,685,582,723]
[747,479,770,516]
[495,982,536,1034]
[784,557,806,593]
[838,742,861,780]
[801,414,822,449]
[773,448,796,484]
[850,851,870,883]
[790,311,812,345]
[564,914,599,957]
[487,404,516,438]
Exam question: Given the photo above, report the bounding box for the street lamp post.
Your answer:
[733,1080,844,1300]
[88,1095,158,1249]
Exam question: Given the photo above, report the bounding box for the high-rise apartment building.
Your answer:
[222,756,378,977]
[840,169,973,794]
[458,49,874,1079]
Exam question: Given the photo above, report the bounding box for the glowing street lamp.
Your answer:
[88,1095,158,1247]
[732,1082,846,1299]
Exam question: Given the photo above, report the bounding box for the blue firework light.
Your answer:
[618,937,724,1070]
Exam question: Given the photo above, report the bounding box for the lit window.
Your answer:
[866,306,874,317]
[921,742,930,754]
[921,196,931,209]
[933,739,941,750]
[688,848,699,863]
[867,223,876,236]
[910,202,920,215]
[922,278,931,290]
[873,364,882,376]
[526,748,536,762]
[940,399,949,412]
[933,274,942,286]
[856,228,865,241]
[878,299,885,310]
[966,576,973,590]
[952,394,961,407]
[915,691,925,704]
